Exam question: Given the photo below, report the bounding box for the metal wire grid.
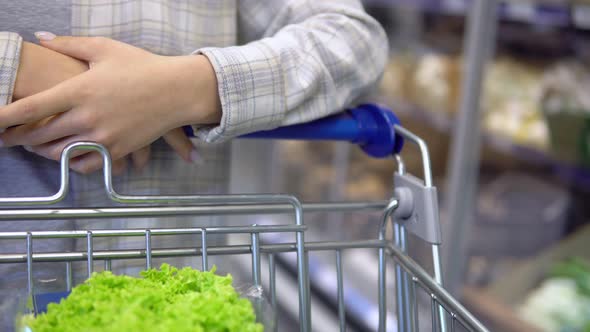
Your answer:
[0,140,489,332]
[0,214,486,332]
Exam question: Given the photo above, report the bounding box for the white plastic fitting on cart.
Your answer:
[0,104,489,332]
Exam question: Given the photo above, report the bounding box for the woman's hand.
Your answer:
[9,41,147,172]
[1,34,219,173]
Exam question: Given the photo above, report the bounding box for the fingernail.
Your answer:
[34,31,56,41]
[190,149,204,165]
[23,145,33,152]
[0,128,4,134]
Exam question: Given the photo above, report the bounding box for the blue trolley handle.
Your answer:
[184,104,404,158]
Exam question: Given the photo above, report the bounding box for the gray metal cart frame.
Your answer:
[0,123,488,331]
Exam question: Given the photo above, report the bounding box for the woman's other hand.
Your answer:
[13,41,88,100]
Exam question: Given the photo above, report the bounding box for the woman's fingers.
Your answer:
[111,157,129,176]
[163,128,202,164]
[27,128,197,173]
[163,128,192,161]
[1,114,79,148]
[131,146,151,171]
[37,35,122,63]
[28,135,129,175]
[27,131,151,173]
[0,79,76,132]
[28,136,91,161]
[69,153,128,175]
[69,151,124,175]
[23,125,198,171]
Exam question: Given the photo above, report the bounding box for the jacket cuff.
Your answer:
[0,32,22,106]
[191,45,286,143]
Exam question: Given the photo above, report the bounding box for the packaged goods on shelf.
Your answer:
[542,61,590,114]
[542,60,590,166]
[380,53,460,115]
[411,54,462,115]
[483,57,549,150]
[379,53,416,106]
[380,53,550,150]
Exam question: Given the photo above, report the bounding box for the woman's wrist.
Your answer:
[14,42,88,100]
[168,54,221,128]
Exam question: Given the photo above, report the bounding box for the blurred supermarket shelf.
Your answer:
[375,48,590,188]
[363,0,590,30]
[375,94,590,188]
[362,1,590,328]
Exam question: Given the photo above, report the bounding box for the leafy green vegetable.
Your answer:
[24,264,263,332]
[551,257,590,298]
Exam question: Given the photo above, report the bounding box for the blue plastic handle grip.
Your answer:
[183,103,404,158]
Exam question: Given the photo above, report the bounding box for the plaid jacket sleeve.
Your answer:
[0,32,22,106]
[194,0,388,142]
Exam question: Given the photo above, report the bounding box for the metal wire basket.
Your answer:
[0,105,488,332]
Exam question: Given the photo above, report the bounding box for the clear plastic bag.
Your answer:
[236,284,275,331]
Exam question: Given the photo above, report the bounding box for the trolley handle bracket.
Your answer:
[393,173,441,244]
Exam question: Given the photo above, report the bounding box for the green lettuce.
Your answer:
[24,264,263,332]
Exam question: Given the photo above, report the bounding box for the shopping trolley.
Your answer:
[0,104,488,332]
